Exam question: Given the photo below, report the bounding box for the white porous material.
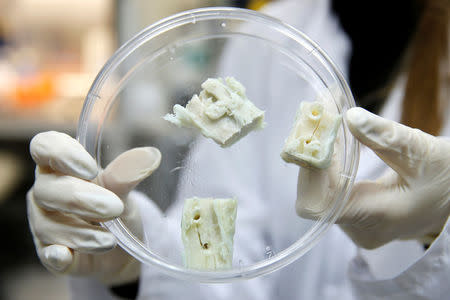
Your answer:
[181,197,237,270]
[164,77,265,147]
[281,101,341,169]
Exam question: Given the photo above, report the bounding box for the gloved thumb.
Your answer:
[39,244,73,272]
[97,147,162,199]
[345,107,438,181]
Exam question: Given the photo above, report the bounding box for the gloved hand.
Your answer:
[297,107,450,249]
[27,131,161,285]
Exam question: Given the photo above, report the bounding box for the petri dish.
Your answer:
[77,7,359,283]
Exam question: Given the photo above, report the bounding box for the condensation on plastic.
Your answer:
[77,7,359,283]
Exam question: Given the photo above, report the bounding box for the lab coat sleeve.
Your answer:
[69,277,118,300]
[348,212,450,299]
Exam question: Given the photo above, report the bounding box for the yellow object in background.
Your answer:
[248,0,270,11]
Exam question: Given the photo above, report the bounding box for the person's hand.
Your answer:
[27,131,161,285]
[296,107,450,249]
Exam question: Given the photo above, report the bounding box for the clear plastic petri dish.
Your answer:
[77,7,359,283]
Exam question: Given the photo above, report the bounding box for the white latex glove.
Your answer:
[297,107,450,249]
[27,131,161,285]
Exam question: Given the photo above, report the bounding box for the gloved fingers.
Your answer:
[296,135,342,219]
[297,167,333,219]
[336,179,395,249]
[34,239,124,279]
[345,107,445,179]
[33,170,123,221]
[30,131,98,180]
[337,180,390,224]
[35,242,107,277]
[35,243,74,273]
[28,193,116,252]
[97,147,161,199]
[335,170,415,249]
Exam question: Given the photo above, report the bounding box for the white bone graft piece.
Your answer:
[164,77,265,147]
[281,101,342,169]
[181,197,237,270]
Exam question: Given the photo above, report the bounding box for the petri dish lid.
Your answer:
[77,7,359,283]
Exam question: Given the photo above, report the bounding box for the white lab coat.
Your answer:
[70,0,450,299]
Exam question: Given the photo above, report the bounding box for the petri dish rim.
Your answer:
[77,7,360,283]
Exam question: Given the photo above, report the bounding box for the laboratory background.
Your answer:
[0,0,444,299]
[0,1,263,299]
